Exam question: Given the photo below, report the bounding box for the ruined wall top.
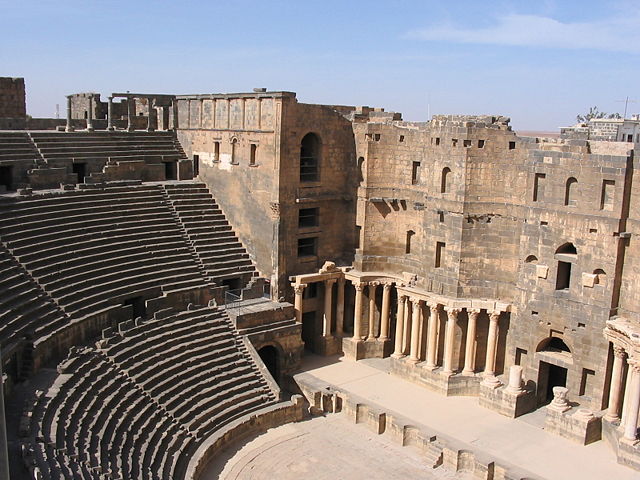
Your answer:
[0,77,26,118]
[430,114,511,130]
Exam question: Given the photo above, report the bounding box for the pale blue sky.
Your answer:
[1,0,638,130]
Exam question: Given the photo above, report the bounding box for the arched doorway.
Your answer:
[258,345,279,384]
[536,336,572,405]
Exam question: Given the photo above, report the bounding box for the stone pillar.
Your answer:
[147,98,155,132]
[336,277,345,336]
[293,283,306,324]
[548,386,571,413]
[379,283,392,340]
[482,311,502,386]
[86,96,94,132]
[323,279,336,338]
[65,95,74,132]
[107,96,115,131]
[462,308,480,375]
[442,307,460,375]
[0,347,9,480]
[392,295,407,358]
[402,299,411,354]
[624,361,640,440]
[172,100,179,130]
[127,96,134,132]
[506,365,524,394]
[353,282,366,340]
[605,345,627,422]
[408,298,422,363]
[367,282,379,340]
[425,303,440,369]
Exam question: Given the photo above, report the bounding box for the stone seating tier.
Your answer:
[27,307,278,480]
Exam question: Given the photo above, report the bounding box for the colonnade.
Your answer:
[604,344,640,441]
[65,94,167,133]
[292,276,505,381]
[390,295,502,380]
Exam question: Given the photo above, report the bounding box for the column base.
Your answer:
[147,127,155,132]
[481,375,502,389]
[316,335,342,356]
[342,336,386,361]
[107,126,115,131]
[86,127,95,132]
[65,126,75,132]
[391,356,481,396]
[479,382,535,418]
[461,369,476,376]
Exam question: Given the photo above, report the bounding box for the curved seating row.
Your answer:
[26,307,277,480]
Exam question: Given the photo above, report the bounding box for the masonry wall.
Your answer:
[176,92,285,296]
[0,77,26,119]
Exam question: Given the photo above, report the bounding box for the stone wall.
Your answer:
[0,77,26,119]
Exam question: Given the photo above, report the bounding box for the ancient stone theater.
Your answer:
[0,77,639,479]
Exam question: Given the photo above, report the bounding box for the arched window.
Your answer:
[230,138,238,164]
[555,243,577,290]
[300,133,321,182]
[525,255,538,264]
[441,167,451,193]
[593,269,607,286]
[564,177,578,206]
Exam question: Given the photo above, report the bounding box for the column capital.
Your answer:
[629,358,640,373]
[489,310,501,322]
[293,283,307,294]
[382,282,393,292]
[428,302,440,314]
[325,278,337,286]
[444,306,461,317]
[354,282,366,292]
[613,345,627,359]
[468,308,481,317]
[410,297,422,307]
[369,281,380,287]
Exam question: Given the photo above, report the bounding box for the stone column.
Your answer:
[147,98,155,132]
[392,295,407,358]
[86,96,94,132]
[323,279,336,338]
[402,299,411,354]
[172,100,179,130]
[442,307,460,375]
[408,298,422,363]
[426,303,440,369]
[624,360,640,440]
[367,282,379,340]
[506,365,524,394]
[605,346,627,422]
[462,309,480,375]
[65,95,74,132]
[336,277,345,336]
[107,96,115,131]
[482,311,501,386]
[353,282,366,340]
[127,96,134,132]
[379,283,392,341]
[293,283,306,324]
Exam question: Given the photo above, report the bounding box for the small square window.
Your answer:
[463,139,472,147]
[452,138,458,147]
[435,137,441,146]
[509,141,516,150]
[297,237,318,257]
[374,134,381,141]
[478,140,485,148]
[399,135,405,142]
[298,207,319,228]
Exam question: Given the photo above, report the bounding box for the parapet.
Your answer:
[430,114,511,130]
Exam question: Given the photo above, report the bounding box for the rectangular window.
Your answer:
[355,225,362,248]
[411,161,420,185]
[478,140,485,148]
[600,179,615,210]
[515,348,528,366]
[399,135,405,142]
[374,134,381,141]
[579,368,595,396]
[509,141,516,150]
[302,282,318,299]
[213,141,220,162]
[463,139,472,147]
[533,173,545,201]
[298,207,319,228]
[297,237,318,257]
[556,261,571,290]
[435,137,441,146]
[406,230,415,254]
[435,241,445,268]
[452,138,458,147]
[250,144,257,165]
